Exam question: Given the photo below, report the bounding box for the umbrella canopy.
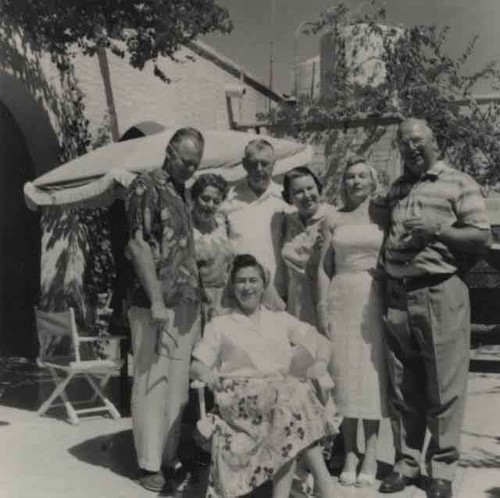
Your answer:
[24,129,312,210]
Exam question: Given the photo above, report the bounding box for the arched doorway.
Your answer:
[0,102,40,357]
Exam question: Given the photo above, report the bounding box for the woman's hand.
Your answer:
[308,360,334,404]
[307,360,329,381]
[367,266,386,281]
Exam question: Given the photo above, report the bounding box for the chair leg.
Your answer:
[197,387,207,420]
[84,374,121,420]
[57,377,80,425]
[38,371,75,420]
[89,372,112,403]
[48,368,80,425]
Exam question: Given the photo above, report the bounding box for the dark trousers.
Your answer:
[384,274,470,480]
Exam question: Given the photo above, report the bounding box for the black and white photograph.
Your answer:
[0,1,499,497]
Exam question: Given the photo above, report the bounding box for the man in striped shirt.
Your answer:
[379,118,490,498]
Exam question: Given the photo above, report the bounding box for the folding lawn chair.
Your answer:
[35,307,125,424]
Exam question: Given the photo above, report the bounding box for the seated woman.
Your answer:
[190,254,337,498]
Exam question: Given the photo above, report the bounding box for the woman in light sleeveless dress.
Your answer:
[317,156,388,488]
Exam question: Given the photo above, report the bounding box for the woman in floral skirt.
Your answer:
[190,254,338,498]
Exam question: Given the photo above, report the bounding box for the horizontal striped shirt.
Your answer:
[384,161,490,278]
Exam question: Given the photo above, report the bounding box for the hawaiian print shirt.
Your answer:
[125,168,200,307]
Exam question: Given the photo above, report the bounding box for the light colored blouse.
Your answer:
[280,203,335,325]
[192,307,324,378]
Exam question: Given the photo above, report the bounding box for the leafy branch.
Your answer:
[0,0,233,81]
[267,0,500,186]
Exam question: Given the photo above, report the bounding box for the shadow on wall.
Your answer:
[0,22,94,164]
[39,207,90,329]
[0,24,115,337]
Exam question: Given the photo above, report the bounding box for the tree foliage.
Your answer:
[268,0,500,187]
[0,0,233,81]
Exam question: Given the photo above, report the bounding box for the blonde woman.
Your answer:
[317,156,388,487]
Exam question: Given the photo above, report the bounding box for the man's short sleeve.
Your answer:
[192,318,222,368]
[455,175,490,230]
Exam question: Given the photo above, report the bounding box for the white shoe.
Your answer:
[339,471,356,486]
[355,472,376,487]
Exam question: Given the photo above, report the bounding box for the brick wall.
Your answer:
[72,44,268,137]
[0,31,270,148]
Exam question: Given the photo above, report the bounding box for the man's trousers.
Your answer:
[384,274,470,480]
[128,302,201,472]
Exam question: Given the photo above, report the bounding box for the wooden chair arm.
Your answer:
[190,379,206,390]
[78,335,128,343]
[190,379,207,419]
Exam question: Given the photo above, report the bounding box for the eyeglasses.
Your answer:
[166,143,198,172]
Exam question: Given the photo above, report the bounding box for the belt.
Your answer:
[388,273,455,291]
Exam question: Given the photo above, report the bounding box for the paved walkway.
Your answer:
[0,358,499,498]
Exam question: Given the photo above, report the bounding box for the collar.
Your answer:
[421,160,447,181]
[231,180,283,203]
[229,305,267,332]
[402,160,446,184]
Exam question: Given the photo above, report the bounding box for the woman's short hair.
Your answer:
[190,173,229,201]
[228,254,268,287]
[339,156,380,207]
[282,166,323,204]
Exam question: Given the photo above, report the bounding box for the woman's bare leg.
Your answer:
[272,458,297,498]
[360,419,379,476]
[341,417,359,480]
[302,445,335,497]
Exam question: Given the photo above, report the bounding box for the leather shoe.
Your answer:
[136,470,166,492]
[379,471,418,493]
[427,478,452,498]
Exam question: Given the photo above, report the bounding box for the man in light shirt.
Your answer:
[222,138,290,304]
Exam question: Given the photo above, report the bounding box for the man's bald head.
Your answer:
[242,139,276,196]
[397,118,433,141]
[397,118,440,177]
[163,127,204,184]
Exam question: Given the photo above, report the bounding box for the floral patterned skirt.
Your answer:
[206,376,335,498]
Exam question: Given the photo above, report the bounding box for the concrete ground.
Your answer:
[0,357,499,498]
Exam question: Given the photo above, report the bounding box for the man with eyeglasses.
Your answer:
[222,138,291,306]
[380,118,490,498]
[125,127,204,492]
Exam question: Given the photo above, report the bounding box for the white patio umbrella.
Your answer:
[24,129,312,210]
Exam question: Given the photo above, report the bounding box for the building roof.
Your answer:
[188,40,287,104]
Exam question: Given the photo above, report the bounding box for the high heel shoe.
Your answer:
[355,472,376,487]
[339,471,357,486]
